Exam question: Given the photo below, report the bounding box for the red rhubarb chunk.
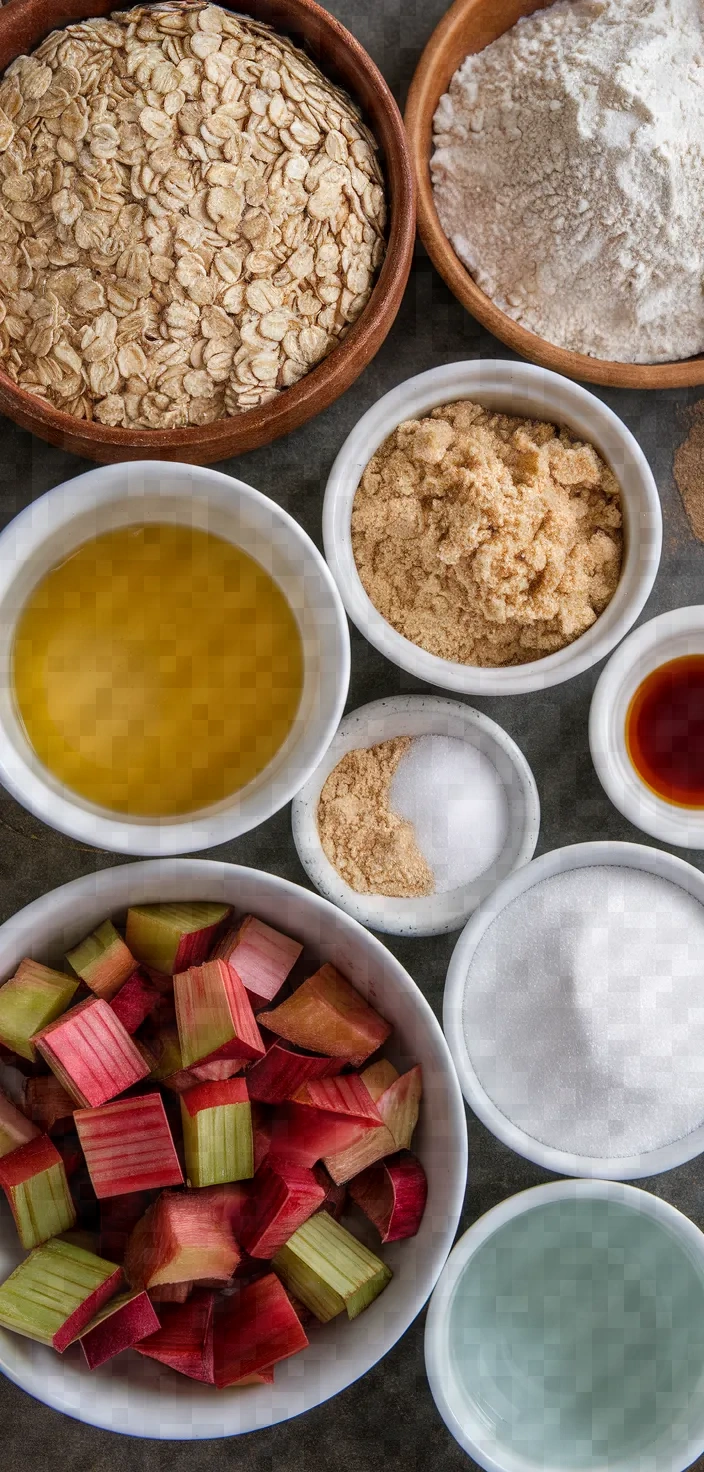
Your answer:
[214,1273,308,1388]
[268,1103,380,1169]
[211,916,302,1009]
[292,1074,385,1124]
[241,1160,324,1259]
[79,1289,160,1369]
[75,1093,183,1199]
[124,1189,241,1290]
[55,1264,124,1352]
[257,963,391,1066]
[348,1151,428,1242]
[109,970,161,1035]
[136,1289,215,1382]
[34,998,150,1108]
[246,1037,343,1104]
[174,960,264,1068]
[0,1132,63,1188]
[180,1076,248,1116]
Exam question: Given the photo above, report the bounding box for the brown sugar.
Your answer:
[317,738,434,898]
[674,401,704,542]
[351,400,623,668]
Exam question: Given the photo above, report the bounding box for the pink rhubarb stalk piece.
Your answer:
[124,1189,241,1290]
[241,1160,325,1259]
[348,1151,428,1242]
[323,1065,423,1185]
[211,916,302,1010]
[0,1238,122,1351]
[0,960,79,1062]
[126,903,232,976]
[0,1133,76,1248]
[257,964,391,1066]
[22,1075,75,1133]
[197,1182,251,1241]
[180,1077,253,1187]
[0,1085,39,1156]
[174,960,264,1068]
[100,1191,155,1263]
[34,997,151,1108]
[292,1074,385,1125]
[268,1101,382,1169]
[136,1288,215,1382]
[66,920,137,1001]
[79,1288,160,1369]
[75,1093,184,1199]
[214,1273,308,1388]
[246,1036,343,1104]
[109,970,161,1035]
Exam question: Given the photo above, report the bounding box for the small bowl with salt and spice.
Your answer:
[323,360,661,696]
[291,694,540,937]
[590,607,704,849]
[445,840,704,1180]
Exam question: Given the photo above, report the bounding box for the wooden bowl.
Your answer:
[0,0,415,464]
[405,0,704,390]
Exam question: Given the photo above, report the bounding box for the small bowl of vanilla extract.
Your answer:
[590,607,704,848]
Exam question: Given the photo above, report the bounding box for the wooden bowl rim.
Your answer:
[404,0,704,390]
[0,0,416,454]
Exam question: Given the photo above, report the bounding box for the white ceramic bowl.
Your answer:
[444,839,704,1180]
[590,607,704,848]
[0,858,467,1438]
[0,461,350,856]
[323,360,662,696]
[291,695,540,936]
[425,1180,704,1472]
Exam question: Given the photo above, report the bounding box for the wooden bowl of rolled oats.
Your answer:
[0,0,414,462]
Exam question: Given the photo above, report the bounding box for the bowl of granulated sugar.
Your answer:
[445,840,704,1179]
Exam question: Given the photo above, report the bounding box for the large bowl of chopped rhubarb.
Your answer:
[0,859,467,1437]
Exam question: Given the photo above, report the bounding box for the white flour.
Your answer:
[431,0,704,364]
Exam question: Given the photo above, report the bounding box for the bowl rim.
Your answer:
[0,459,351,855]
[0,857,469,1437]
[444,838,704,1179]
[322,359,662,696]
[290,693,541,936]
[0,0,416,461]
[590,607,704,849]
[404,0,704,391]
[424,1178,704,1472]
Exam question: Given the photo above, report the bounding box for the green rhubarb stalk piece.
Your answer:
[125,903,232,976]
[0,960,78,1061]
[181,1078,253,1187]
[257,964,392,1066]
[0,1134,76,1248]
[0,1238,122,1350]
[272,1211,392,1322]
[66,920,136,1001]
[174,959,263,1068]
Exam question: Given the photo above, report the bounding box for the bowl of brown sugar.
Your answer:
[323,360,662,696]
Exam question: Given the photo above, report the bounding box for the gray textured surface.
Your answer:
[1,0,704,1467]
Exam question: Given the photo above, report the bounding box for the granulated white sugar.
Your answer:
[462,865,704,1158]
[389,734,508,892]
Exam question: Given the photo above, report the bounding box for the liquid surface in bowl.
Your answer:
[12,524,303,817]
[449,1198,704,1468]
[626,655,704,807]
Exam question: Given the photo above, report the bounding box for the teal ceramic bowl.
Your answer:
[425,1181,704,1472]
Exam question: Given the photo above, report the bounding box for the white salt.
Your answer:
[463,866,704,1158]
[389,734,508,893]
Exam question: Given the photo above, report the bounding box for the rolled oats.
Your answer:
[0,1,387,428]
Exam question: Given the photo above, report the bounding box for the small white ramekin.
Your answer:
[291,694,540,937]
[444,839,704,1179]
[0,461,350,856]
[424,1180,704,1472]
[323,360,662,696]
[590,607,704,848]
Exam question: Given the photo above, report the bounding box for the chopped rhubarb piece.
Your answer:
[149,1280,193,1304]
[214,1273,308,1387]
[66,920,136,1001]
[0,1238,122,1349]
[174,960,264,1069]
[126,903,232,976]
[22,1075,75,1133]
[197,1182,251,1240]
[362,1059,399,1100]
[0,1084,39,1156]
[109,969,161,1034]
[0,1133,76,1247]
[323,1065,423,1185]
[313,1163,347,1220]
[79,1288,159,1369]
[100,1191,154,1262]
[0,961,78,1062]
[257,964,391,1066]
[273,1212,392,1323]
[124,1189,240,1290]
[181,1077,253,1187]
[34,997,150,1108]
[241,1160,324,1259]
[211,916,302,1010]
[348,1152,428,1243]
[246,1037,343,1103]
[292,1074,385,1125]
[269,1101,382,1169]
[136,1288,215,1381]
[75,1093,183,1198]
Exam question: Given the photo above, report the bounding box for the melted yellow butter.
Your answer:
[12,523,304,817]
